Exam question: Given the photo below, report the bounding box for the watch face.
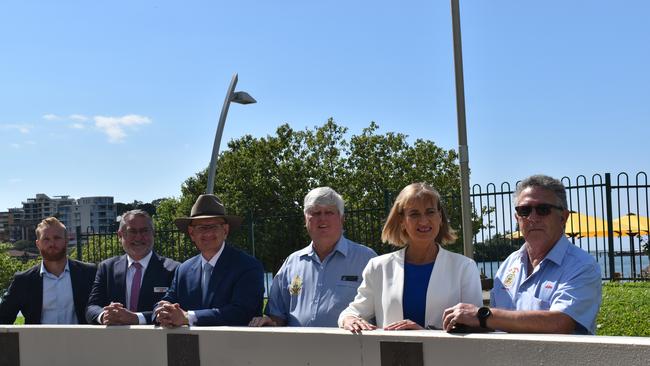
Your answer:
[478,307,491,319]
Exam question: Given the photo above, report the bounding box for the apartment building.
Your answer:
[6,194,117,241]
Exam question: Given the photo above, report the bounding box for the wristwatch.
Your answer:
[477,306,492,329]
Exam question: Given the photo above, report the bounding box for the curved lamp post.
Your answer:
[451,0,474,258]
[206,73,256,194]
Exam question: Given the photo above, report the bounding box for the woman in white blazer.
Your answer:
[339,183,483,331]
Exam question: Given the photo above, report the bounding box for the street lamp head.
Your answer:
[231,91,256,105]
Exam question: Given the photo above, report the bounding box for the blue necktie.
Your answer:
[202,263,213,306]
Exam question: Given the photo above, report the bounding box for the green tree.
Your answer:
[174,119,463,272]
[0,244,38,299]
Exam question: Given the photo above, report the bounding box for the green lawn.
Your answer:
[596,282,650,337]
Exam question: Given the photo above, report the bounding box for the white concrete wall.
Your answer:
[2,325,649,366]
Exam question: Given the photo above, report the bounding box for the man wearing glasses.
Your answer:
[443,174,601,334]
[86,209,179,325]
[154,194,264,327]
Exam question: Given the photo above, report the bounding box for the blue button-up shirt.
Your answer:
[490,236,602,334]
[40,260,78,324]
[266,236,376,327]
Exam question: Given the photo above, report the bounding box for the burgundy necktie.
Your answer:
[129,262,143,311]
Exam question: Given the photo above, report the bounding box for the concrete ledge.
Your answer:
[2,325,650,366]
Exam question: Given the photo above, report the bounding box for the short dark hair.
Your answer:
[514,174,567,209]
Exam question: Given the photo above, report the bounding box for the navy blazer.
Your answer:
[158,244,264,326]
[85,252,179,324]
[0,258,97,324]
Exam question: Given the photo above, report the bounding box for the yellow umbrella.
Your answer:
[612,213,650,236]
[505,211,606,239]
[564,211,607,238]
[505,231,523,239]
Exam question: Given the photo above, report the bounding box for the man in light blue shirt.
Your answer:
[0,217,96,324]
[249,187,376,327]
[443,175,602,334]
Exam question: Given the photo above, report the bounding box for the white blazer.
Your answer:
[338,245,483,329]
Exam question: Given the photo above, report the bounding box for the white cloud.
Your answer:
[69,114,89,121]
[43,114,62,121]
[1,124,32,134]
[94,114,152,143]
[70,123,85,129]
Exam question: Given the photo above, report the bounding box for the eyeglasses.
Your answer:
[125,227,152,236]
[515,204,564,217]
[190,223,226,233]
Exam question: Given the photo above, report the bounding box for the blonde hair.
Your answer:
[381,183,457,247]
[35,217,67,240]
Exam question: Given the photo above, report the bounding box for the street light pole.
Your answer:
[450,0,474,258]
[206,73,256,194]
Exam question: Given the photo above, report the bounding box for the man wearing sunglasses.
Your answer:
[154,194,264,327]
[86,209,179,325]
[443,174,601,334]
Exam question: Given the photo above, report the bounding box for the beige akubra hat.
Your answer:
[174,194,243,234]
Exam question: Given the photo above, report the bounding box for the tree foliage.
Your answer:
[153,119,465,272]
[0,244,38,300]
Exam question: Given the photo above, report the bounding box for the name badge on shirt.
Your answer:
[502,267,519,289]
[340,275,358,282]
[154,287,168,293]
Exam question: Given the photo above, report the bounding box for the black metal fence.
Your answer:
[74,172,649,281]
[471,172,649,281]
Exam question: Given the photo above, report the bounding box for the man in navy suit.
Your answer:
[154,194,264,327]
[0,217,96,324]
[86,209,179,325]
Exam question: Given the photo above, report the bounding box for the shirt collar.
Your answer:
[127,250,153,270]
[544,235,569,266]
[520,235,569,266]
[39,259,70,277]
[301,235,348,259]
[201,242,225,267]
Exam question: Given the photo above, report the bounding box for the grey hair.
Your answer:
[303,187,345,216]
[118,209,154,232]
[514,174,568,209]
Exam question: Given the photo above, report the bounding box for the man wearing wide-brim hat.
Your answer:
[154,194,264,327]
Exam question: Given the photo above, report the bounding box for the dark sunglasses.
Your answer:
[515,204,564,217]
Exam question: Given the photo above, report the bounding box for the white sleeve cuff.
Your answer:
[188,311,197,326]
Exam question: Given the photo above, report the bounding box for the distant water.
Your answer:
[478,252,649,280]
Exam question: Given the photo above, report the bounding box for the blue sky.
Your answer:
[1,0,648,211]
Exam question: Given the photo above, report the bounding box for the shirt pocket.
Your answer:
[333,281,361,308]
[516,291,550,311]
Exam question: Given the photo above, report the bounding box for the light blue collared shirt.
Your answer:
[40,260,78,324]
[490,236,602,334]
[266,236,376,327]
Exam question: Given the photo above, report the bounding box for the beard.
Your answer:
[40,246,67,261]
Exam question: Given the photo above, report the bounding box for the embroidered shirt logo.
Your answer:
[288,275,303,296]
[503,267,519,289]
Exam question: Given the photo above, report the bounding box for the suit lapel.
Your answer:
[190,255,203,307]
[393,250,405,321]
[69,259,87,323]
[139,252,161,309]
[32,265,44,323]
[205,245,231,306]
[114,255,128,304]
